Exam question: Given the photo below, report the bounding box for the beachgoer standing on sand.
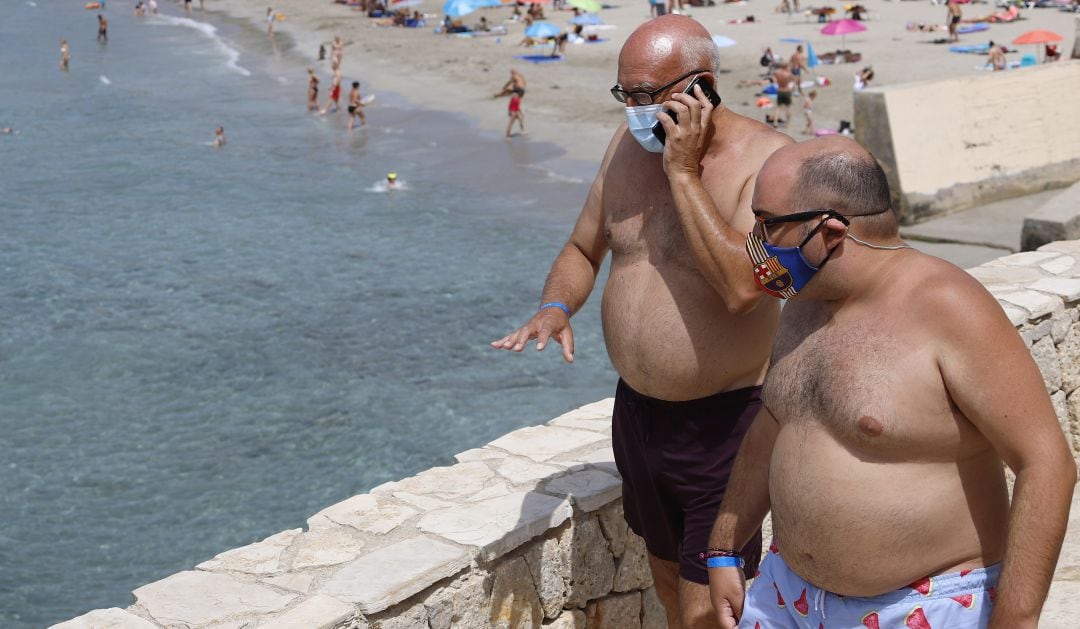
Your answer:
[60,38,70,71]
[789,45,807,95]
[306,68,319,112]
[773,61,794,127]
[707,136,1076,629]
[801,89,815,135]
[184,0,192,15]
[267,7,275,35]
[148,0,157,14]
[347,81,367,130]
[212,126,226,148]
[505,87,526,138]
[988,41,1007,70]
[493,15,791,628]
[322,67,342,114]
[330,36,344,70]
[493,69,526,98]
[97,15,108,43]
[946,0,962,43]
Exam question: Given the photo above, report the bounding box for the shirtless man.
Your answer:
[492,15,790,628]
[493,68,526,98]
[947,0,962,43]
[773,62,794,127]
[347,81,366,130]
[707,136,1076,629]
[789,45,807,95]
[60,38,70,71]
[988,41,1007,71]
[322,67,342,114]
[97,15,108,43]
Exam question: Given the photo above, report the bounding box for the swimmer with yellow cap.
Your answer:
[386,172,401,190]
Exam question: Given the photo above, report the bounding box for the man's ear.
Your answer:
[821,216,849,249]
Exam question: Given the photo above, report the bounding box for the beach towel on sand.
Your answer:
[515,54,565,63]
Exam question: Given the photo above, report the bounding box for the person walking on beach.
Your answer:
[773,61,794,127]
[267,7,275,36]
[322,67,342,114]
[60,38,70,71]
[347,81,367,130]
[789,45,807,95]
[306,68,320,112]
[946,0,962,43]
[148,0,157,14]
[493,68,526,98]
[505,87,526,138]
[330,36,344,70]
[493,15,790,628]
[97,15,108,43]
[707,136,1076,629]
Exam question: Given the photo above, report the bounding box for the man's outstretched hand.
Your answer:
[491,308,575,363]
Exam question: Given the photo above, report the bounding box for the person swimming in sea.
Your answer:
[386,172,400,190]
[60,38,70,71]
[212,126,226,148]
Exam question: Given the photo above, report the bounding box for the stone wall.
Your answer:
[55,242,1080,629]
[855,62,1080,224]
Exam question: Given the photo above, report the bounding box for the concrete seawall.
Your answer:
[56,242,1080,629]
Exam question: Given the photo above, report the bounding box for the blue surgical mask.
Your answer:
[625,104,665,153]
[745,228,837,299]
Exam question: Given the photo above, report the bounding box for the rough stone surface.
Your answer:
[523,531,571,619]
[1030,277,1080,301]
[999,290,1063,319]
[596,503,630,559]
[418,492,572,560]
[612,533,652,593]
[1060,324,1080,394]
[373,462,495,501]
[260,594,358,629]
[1021,319,1054,345]
[640,587,668,629]
[487,426,608,463]
[133,571,297,627]
[50,608,159,629]
[545,609,587,629]
[446,571,492,629]
[290,527,368,570]
[369,602,428,629]
[468,479,513,503]
[321,537,471,615]
[1042,255,1077,275]
[489,556,544,628]
[1032,335,1064,394]
[307,494,417,536]
[565,517,616,608]
[1052,313,1073,344]
[1000,251,1065,267]
[497,457,566,487]
[585,591,642,629]
[543,469,622,513]
[196,529,301,575]
[1001,303,1032,327]
[262,573,315,594]
[454,447,511,464]
[553,442,619,477]
[1067,391,1080,455]
[1052,390,1070,434]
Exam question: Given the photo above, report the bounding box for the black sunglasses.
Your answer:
[755,209,850,243]
[611,69,707,105]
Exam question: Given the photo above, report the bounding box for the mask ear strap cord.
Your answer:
[845,233,913,251]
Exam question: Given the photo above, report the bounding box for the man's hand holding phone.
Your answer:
[654,78,721,179]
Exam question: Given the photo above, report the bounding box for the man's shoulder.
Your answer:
[895,252,1003,328]
[711,112,793,163]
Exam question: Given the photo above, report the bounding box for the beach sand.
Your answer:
[212,0,1074,165]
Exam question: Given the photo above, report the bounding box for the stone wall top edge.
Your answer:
[969,240,1080,326]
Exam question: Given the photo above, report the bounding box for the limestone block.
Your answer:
[544,609,586,629]
[497,457,566,487]
[487,426,608,463]
[424,585,454,629]
[321,537,471,615]
[613,533,652,593]
[307,494,417,536]
[133,571,297,627]
[585,591,642,629]
[1039,241,1080,257]
[1052,391,1069,435]
[468,479,513,502]
[640,587,668,629]
[418,491,572,560]
[1021,319,1054,346]
[524,532,571,619]
[262,573,315,594]
[260,594,358,629]
[1059,324,1080,394]
[393,491,457,512]
[489,556,544,628]
[455,447,511,463]
[999,291,1063,320]
[50,608,158,629]
[373,462,494,501]
[449,571,494,629]
[999,251,1064,267]
[1052,312,1073,344]
[543,469,622,513]
[547,415,612,433]
[1001,303,1031,328]
[596,503,629,559]
[1042,256,1077,276]
[196,529,301,576]
[370,603,428,629]
[290,527,368,570]
[1066,391,1080,456]
[552,441,619,477]
[967,264,1046,286]
[1032,335,1064,394]
[573,398,616,417]
[565,517,616,607]
[1030,278,1080,302]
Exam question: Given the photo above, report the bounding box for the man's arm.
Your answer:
[657,90,792,314]
[936,271,1077,629]
[708,405,780,628]
[490,127,621,362]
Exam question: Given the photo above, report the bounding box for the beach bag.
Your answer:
[760,53,771,67]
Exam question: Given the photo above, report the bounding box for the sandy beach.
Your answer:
[211,0,1074,165]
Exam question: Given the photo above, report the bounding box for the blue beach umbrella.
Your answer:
[806,42,820,68]
[571,13,603,26]
[525,21,562,39]
[443,0,481,17]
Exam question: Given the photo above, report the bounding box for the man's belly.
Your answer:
[769,427,1009,596]
[601,261,777,401]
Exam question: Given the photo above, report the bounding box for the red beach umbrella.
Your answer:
[1011,30,1063,45]
[821,18,867,50]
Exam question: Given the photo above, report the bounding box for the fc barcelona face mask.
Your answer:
[745,211,849,299]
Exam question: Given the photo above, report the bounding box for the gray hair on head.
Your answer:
[680,35,722,76]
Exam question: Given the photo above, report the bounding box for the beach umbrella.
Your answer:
[820,18,866,50]
[525,21,562,39]
[567,0,603,11]
[711,34,737,48]
[806,41,820,68]
[390,0,423,7]
[571,13,603,25]
[1012,29,1062,62]
[443,0,482,17]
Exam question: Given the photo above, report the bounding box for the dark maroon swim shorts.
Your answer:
[611,378,763,585]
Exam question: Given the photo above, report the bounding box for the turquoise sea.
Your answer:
[0,3,616,626]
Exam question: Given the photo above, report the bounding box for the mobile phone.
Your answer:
[652,76,723,145]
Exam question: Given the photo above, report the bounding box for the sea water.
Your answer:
[0,4,616,626]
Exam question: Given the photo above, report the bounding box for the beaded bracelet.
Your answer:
[706,556,745,569]
[699,548,742,560]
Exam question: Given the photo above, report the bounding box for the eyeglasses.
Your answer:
[611,69,707,105]
[754,209,850,244]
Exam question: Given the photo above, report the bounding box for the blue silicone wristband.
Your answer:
[706,556,745,569]
[539,302,571,317]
